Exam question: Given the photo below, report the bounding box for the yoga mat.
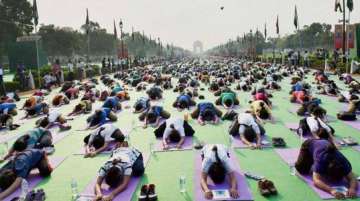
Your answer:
[75,128,131,155]
[3,157,66,201]
[353,146,360,153]
[0,132,21,144]
[232,135,272,149]
[343,120,360,131]
[76,142,117,155]
[79,153,150,201]
[194,152,253,201]
[154,137,193,152]
[275,148,360,199]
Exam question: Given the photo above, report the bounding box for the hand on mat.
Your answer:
[102,194,114,201]
[204,190,213,199]
[85,152,96,158]
[347,188,357,199]
[331,189,346,200]
[230,188,239,199]
[93,195,103,201]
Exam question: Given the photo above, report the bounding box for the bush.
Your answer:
[4,81,20,92]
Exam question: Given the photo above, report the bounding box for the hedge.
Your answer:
[7,64,101,92]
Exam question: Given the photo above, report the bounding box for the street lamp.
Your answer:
[119,19,124,69]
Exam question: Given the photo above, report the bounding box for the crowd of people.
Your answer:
[0,57,359,201]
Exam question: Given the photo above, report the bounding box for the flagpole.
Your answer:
[35,27,41,88]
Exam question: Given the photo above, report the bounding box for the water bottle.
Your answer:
[19,179,29,201]
[179,175,186,193]
[290,164,296,176]
[149,142,154,155]
[71,178,80,201]
[229,135,234,149]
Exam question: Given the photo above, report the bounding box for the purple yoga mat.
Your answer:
[275,148,360,199]
[232,135,271,149]
[353,146,360,153]
[75,128,131,155]
[76,142,118,155]
[52,131,69,144]
[194,152,253,201]
[2,157,66,201]
[80,153,150,201]
[154,137,193,152]
[284,123,298,131]
[343,120,360,131]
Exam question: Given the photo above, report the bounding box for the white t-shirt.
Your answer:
[98,147,141,177]
[48,110,61,123]
[89,124,119,144]
[306,116,332,134]
[237,113,260,135]
[43,75,53,84]
[163,118,185,140]
[201,144,233,174]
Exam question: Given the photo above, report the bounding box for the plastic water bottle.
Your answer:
[149,142,154,155]
[290,164,296,176]
[179,175,186,193]
[229,135,234,149]
[19,179,29,201]
[71,178,80,201]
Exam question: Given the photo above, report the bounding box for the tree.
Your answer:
[0,0,34,58]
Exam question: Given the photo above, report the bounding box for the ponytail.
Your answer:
[212,146,221,164]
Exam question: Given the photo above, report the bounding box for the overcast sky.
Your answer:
[35,0,360,50]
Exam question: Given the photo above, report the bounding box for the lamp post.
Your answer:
[119,19,124,70]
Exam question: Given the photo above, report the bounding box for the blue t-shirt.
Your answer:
[178,95,191,104]
[98,108,112,125]
[0,103,16,113]
[14,149,44,178]
[103,97,119,109]
[112,84,123,94]
[135,97,149,109]
[33,103,44,114]
[198,102,215,116]
[309,140,352,177]
[294,82,303,92]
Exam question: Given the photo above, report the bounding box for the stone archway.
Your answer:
[193,40,203,54]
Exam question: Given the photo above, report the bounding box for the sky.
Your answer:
[35,0,360,51]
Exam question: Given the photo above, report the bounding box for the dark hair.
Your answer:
[202,109,214,121]
[224,99,233,108]
[258,108,269,120]
[243,127,256,142]
[179,100,188,109]
[168,125,181,142]
[0,169,17,190]
[134,103,144,112]
[92,135,105,150]
[312,107,325,119]
[13,135,29,151]
[38,118,50,128]
[74,104,83,112]
[208,146,226,184]
[105,164,124,188]
[147,112,157,124]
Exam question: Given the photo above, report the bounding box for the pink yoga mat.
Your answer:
[2,157,66,201]
[154,137,193,152]
[194,152,253,201]
[275,148,360,199]
[80,153,150,201]
[232,135,271,149]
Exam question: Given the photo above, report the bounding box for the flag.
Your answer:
[335,0,343,12]
[347,0,353,12]
[294,5,298,29]
[264,23,267,40]
[85,9,90,35]
[276,15,279,35]
[113,20,117,40]
[33,0,38,26]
